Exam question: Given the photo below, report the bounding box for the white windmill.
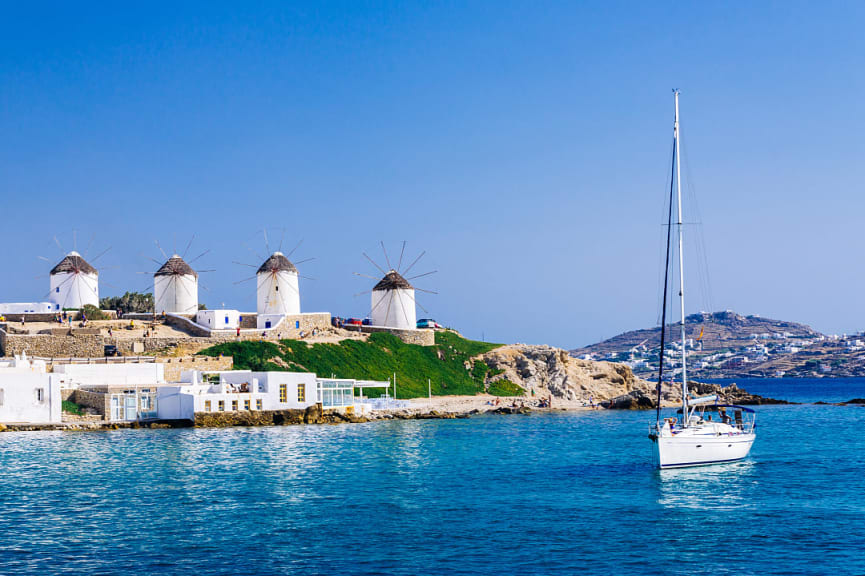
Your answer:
[234,231,314,330]
[38,232,113,312]
[49,251,100,310]
[143,237,211,316]
[153,255,199,315]
[256,252,300,316]
[356,242,437,330]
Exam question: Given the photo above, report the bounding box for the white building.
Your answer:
[196,309,242,330]
[154,255,198,315]
[55,363,165,387]
[256,252,301,327]
[157,370,317,420]
[49,251,99,310]
[55,362,166,422]
[0,354,63,424]
[370,270,416,330]
[156,370,390,421]
[0,301,59,315]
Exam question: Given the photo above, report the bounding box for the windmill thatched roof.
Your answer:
[50,251,98,276]
[155,255,197,277]
[374,270,413,291]
[257,252,297,274]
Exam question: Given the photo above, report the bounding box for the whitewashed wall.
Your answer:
[0,373,62,424]
[154,274,198,315]
[0,302,59,314]
[196,309,241,330]
[55,363,165,387]
[371,288,417,329]
[50,272,99,310]
[257,270,300,316]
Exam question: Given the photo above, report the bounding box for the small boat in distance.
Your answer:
[648,91,757,469]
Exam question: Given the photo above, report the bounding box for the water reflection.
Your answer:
[656,460,758,511]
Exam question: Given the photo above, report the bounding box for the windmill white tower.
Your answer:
[153,255,199,315]
[49,251,99,310]
[256,252,301,316]
[358,242,437,330]
[371,271,416,329]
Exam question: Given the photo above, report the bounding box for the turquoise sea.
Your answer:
[1,379,864,575]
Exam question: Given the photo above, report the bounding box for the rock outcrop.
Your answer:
[477,344,782,409]
[478,344,660,406]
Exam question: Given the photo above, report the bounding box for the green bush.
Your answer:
[487,379,525,397]
[80,304,108,320]
[62,400,83,415]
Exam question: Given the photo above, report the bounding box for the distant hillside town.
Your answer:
[572,310,865,378]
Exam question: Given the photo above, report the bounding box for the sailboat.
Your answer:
[648,91,757,469]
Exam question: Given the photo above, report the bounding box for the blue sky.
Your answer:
[1,1,864,348]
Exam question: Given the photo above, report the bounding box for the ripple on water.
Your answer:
[0,405,864,575]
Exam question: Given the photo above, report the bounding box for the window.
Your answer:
[56,287,60,293]
[232,400,238,411]
[35,388,45,403]
[204,400,211,412]
[218,400,225,412]
[297,384,305,403]
[279,383,287,403]
[265,321,272,329]
[225,316,229,324]
[275,285,279,291]
[256,399,263,410]
[244,399,250,411]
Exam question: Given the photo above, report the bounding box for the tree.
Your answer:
[100,292,154,314]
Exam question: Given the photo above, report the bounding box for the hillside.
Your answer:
[199,331,664,406]
[201,331,525,399]
[572,310,865,378]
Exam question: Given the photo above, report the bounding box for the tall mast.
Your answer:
[674,90,688,424]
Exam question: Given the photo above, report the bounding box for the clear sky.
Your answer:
[1,1,864,348]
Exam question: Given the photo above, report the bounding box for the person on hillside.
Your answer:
[236,326,241,337]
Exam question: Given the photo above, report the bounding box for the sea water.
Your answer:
[1,380,864,575]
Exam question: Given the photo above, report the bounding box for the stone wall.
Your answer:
[360,326,436,346]
[3,313,338,358]
[3,334,105,357]
[193,404,323,427]
[162,314,210,337]
[0,311,117,323]
[71,389,110,419]
[156,355,234,381]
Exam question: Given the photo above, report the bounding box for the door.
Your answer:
[125,396,138,421]
[110,396,122,421]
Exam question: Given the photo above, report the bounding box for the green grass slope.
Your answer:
[200,331,524,399]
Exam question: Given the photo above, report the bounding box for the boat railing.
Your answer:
[648,415,755,436]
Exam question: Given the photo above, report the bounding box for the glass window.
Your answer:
[204,400,211,412]
[232,400,238,411]
[36,388,45,403]
[256,399,263,410]
[297,384,305,403]
[279,383,287,403]
[244,399,250,410]
[218,400,225,412]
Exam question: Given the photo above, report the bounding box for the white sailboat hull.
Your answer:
[656,429,755,469]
